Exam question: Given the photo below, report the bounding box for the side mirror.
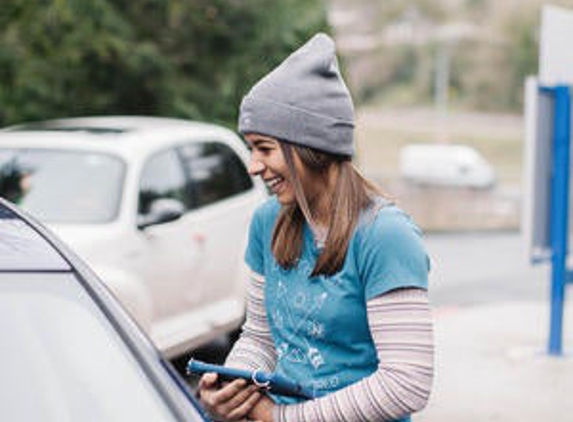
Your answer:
[137,198,185,230]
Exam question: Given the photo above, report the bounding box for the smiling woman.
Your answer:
[197,33,434,422]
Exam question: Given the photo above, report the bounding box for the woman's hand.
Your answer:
[198,372,262,421]
[248,394,276,422]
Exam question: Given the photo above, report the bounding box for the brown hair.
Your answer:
[272,142,382,277]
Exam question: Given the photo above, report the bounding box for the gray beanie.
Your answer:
[238,33,355,156]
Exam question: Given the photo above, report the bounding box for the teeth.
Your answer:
[267,177,283,188]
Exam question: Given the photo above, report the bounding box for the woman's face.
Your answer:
[245,133,305,205]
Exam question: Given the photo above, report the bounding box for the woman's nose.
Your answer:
[248,158,265,176]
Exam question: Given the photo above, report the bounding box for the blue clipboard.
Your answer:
[187,359,317,400]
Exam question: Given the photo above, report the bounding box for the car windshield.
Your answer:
[0,148,124,223]
[0,273,179,422]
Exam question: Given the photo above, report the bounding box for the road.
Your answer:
[426,230,550,308]
[420,231,573,422]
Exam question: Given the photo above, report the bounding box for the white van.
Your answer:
[399,143,495,189]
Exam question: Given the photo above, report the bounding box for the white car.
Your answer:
[399,143,496,189]
[0,197,211,421]
[0,116,267,358]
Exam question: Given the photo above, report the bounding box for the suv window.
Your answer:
[0,273,178,422]
[138,149,187,216]
[178,142,252,209]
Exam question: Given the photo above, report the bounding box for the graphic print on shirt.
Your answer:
[271,264,329,371]
[307,319,325,339]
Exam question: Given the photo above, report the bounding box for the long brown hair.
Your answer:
[272,142,382,277]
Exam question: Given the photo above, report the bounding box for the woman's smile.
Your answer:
[265,175,285,192]
[265,174,293,203]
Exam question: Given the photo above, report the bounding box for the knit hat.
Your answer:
[238,33,355,156]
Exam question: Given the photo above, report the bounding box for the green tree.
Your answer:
[503,9,538,109]
[0,0,328,127]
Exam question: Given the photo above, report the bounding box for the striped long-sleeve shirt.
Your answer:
[226,272,434,422]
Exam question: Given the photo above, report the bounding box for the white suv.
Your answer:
[0,116,267,358]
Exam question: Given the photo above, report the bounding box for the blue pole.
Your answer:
[548,85,571,356]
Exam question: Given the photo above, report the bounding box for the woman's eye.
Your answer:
[254,146,273,154]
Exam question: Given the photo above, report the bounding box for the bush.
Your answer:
[0,0,329,128]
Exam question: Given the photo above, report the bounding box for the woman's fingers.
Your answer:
[198,377,262,421]
[198,373,225,415]
[198,372,218,389]
[224,385,262,420]
[211,380,260,418]
[213,379,249,403]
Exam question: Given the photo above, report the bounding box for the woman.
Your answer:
[198,33,434,422]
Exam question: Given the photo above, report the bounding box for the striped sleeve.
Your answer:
[275,288,434,422]
[225,271,277,372]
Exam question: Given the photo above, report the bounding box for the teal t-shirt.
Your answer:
[245,198,429,421]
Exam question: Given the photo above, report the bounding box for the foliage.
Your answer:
[502,9,539,109]
[0,0,329,127]
[341,0,545,113]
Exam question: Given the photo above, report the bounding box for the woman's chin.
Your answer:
[275,192,296,205]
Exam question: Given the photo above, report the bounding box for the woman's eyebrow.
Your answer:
[251,139,276,148]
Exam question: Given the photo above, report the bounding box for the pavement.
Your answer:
[416,300,573,422]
